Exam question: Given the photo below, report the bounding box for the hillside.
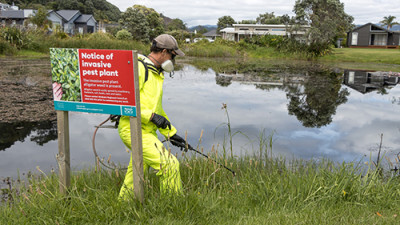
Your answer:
[3,0,121,22]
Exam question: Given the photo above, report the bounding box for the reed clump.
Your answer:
[1,151,400,224]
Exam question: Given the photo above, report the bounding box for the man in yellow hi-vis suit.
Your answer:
[118,34,190,199]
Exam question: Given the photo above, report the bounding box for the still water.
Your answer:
[1,61,400,180]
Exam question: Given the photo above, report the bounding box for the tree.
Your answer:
[380,15,399,30]
[119,6,149,42]
[293,0,353,57]
[257,12,280,24]
[196,26,208,34]
[133,5,164,40]
[280,14,296,25]
[166,18,186,31]
[29,6,50,28]
[217,15,235,32]
[238,20,256,24]
[256,12,295,25]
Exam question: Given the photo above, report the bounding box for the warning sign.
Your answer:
[50,48,137,116]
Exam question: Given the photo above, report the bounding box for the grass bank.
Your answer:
[184,41,400,71]
[1,29,399,71]
[1,154,399,224]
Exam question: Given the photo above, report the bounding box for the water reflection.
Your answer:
[0,121,57,151]
[343,70,400,94]
[216,65,351,128]
[1,62,400,180]
[285,70,350,128]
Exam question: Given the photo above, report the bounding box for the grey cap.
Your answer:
[154,34,185,56]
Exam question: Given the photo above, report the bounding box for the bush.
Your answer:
[0,38,17,55]
[52,31,69,39]
[115,29,133,40]
[0,27,28,49]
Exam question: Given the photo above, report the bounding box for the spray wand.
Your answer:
[167,139,236,176]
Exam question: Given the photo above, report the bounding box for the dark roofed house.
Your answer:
[47,10,97,35]
[0,9,35,27]
[0,7,97,34]
[347,23,400,49]
[203,29,220,40]
[75,14,97,34]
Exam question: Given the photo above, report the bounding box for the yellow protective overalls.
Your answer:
[118,54,182,199]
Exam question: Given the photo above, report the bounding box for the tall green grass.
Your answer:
[1,151,399,224]
[184,39,238,58]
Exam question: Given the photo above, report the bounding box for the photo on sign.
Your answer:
[50,48,81,102]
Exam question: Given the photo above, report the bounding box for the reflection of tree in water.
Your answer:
[215,74,232,87]
[0,121,57,151]
[285,70,350,128]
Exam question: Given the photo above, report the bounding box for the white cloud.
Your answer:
[108,0,400,27]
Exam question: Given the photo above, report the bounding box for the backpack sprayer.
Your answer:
[92,115,236,176]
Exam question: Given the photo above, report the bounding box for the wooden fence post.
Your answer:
[130,51,144,203]
[56,110,70,195]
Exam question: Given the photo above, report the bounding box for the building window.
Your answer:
[348,71,355,84]
[239,28,249,30]
[371,26,383,31]
[351,32,358,45]
[256,29,269,31]
[272,28,285,31]
[371,34,387,46]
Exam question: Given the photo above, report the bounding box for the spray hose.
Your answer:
[92,115,126,170]
[92,117,236,176]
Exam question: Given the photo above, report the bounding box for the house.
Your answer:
[47,10,97,34]
[347,23,400,49]
[0,6,97,34]
[0,2,18,11]
[220,24,310,42]
[203,29,220,40]
[0,9,35,27]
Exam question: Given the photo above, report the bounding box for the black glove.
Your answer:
[151,113,171,130]
[170,134,192,152]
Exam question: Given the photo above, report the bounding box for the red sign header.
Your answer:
[78,49,136,106]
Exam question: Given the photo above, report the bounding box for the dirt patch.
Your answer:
[0,58,56,122]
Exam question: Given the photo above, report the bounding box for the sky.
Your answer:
[107,0,400,27]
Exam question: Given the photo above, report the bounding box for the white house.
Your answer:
[0,2,18,11]
[220,24,310,42]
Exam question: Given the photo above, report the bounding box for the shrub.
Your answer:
[115,29,133,40]
[86,32,113,41]
[0,38,17,55]
[52,31,69,39]
[0,27,28,49]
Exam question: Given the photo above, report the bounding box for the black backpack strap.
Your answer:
[138,58,149,83]
[138,58,159,83]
